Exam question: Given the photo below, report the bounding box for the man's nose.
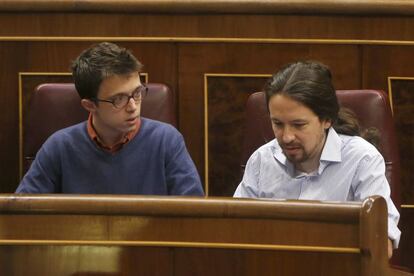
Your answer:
[125,97,138,111]
[281,127,295,143]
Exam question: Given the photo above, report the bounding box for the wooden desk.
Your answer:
[0,194,407,275]
[0,0,412,271]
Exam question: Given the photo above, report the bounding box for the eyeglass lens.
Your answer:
[114,86,146,108]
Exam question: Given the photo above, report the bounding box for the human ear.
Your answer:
[323,119,332,130]
[80,99,97,113]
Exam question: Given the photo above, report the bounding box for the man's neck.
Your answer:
[92,118,125,148]
[295,131,328,173]
[295,160,320,174]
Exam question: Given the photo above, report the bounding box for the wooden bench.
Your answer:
[0,195,410,275]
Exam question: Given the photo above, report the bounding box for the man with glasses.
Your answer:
[16,42,204,196]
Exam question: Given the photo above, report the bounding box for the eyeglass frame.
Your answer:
[92,84,148,109]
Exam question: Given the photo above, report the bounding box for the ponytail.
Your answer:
[333,107,380,148]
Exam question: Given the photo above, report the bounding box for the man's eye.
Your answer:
[112,95,126,104]
[132,90,142,100]
[293,123,306,129]
[272,121,283,127]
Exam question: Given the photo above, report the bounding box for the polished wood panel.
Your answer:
[0,246,173,275]
[1,14,414,41]
[0,1,413,270]
[0,195,403,275]
[362,47,414,206]
[0,42,27,192]
[390,78,414,205]
[399,207,414,272]
[1,0,414,15]
[174,249,360,276]
[206,75,269,196]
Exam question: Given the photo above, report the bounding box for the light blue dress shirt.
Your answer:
[234,128,401,247]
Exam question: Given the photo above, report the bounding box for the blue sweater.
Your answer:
[16,118,204,195]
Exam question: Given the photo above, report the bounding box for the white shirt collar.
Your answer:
[271,127,342,176]
[320,127,342,163]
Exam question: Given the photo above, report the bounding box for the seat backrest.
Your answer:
[240,90,401,206]
[22,83,176,175]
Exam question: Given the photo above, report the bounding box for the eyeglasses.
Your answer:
[93,85,148,109]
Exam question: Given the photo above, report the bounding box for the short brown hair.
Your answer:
[72,42,143,99]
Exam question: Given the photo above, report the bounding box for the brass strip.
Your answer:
[0,239,360,254]
[387,76,414,80]
[401,205,414,208]
[203,74,209,196]
[387,77,394,115]
[18,72,148,78]
[205,73,272,78]
[1,36,414,46]
[18,74,23,180]
[203,73,272,195]
[19,72,73,76]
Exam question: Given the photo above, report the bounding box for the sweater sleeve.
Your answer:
[164,130,204,196]
[15,135,61,193]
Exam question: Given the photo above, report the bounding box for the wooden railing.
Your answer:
[1,0,414,15]
[0,194,409,275]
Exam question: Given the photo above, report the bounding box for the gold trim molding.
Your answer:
[0,239,360,254]
[1,36,414,46]
[1,0,414,16]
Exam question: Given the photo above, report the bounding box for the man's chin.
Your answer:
[120,124,136,134]
[285,154,305,165]
[126,125,136,132]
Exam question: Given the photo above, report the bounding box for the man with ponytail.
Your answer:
[234,61,400,258]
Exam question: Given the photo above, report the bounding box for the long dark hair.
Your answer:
[264,61,379,146]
